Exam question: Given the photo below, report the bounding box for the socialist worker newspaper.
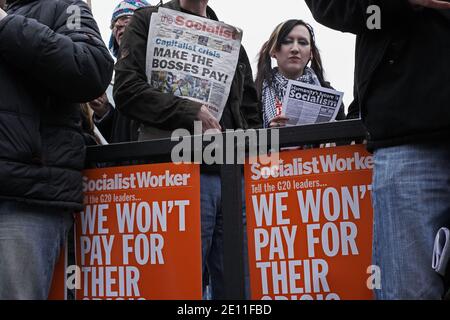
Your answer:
[146,8,243,121]
[283,81,344,126]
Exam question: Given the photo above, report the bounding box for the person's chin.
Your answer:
[287,61,303,68]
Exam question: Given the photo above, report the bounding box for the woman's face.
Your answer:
[273,25,312,79]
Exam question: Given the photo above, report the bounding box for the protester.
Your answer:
[255,19,345,128]
[114,0,262,299]
[90,0,149,143]
[109,0,150,58]
[0,0,113,299]
[305,0,450,299]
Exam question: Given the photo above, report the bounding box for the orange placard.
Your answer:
[75,163,201,300]
[245,145,374,300]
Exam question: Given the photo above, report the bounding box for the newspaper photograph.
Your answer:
[146,8,243,120]
[282,80,344,126]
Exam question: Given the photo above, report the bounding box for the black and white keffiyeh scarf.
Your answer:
[261,67,321,128]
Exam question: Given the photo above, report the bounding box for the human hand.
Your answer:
[88,94,110,118]
[319,142,337,148]
[197,105,222,133]
[408,0,450,9]
[269,114,290,128]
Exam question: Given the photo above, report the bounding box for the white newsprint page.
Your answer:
[283,80,344,126]
[146,8,243,121]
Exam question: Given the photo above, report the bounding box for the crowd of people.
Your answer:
[0,0,449,300]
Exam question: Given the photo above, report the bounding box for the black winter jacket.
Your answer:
[114,0,262,140]
[93,102,140,143]
[0,0,114,210]
[306,0,450,150]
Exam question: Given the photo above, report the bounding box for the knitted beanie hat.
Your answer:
[109,0,150,57]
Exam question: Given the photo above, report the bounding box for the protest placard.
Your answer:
[245,145,373,300]
[50,163,202,300]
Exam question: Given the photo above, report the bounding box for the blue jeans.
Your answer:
[0,200,73,300]
[372,143,450,299]
[200,173,224,299]
[200,173,249,300]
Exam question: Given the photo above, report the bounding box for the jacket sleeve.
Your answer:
[113,9,201,132]
[304,0,413,34]
[0,0,113,102]
[322,81,346,121]
[239,47,263,129]
[346,88,361,120]
[93,103,115,142]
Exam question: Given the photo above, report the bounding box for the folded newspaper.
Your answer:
[146,8,243,121]
[432,227,450,277]
[282,81,344,126]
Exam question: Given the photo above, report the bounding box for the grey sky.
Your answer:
[89,0,356,108]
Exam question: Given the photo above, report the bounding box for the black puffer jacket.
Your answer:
[0,0,114,210]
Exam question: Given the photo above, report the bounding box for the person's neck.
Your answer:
[279,68,304,80]
[179,0,208,17]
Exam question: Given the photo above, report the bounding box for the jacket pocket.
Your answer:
[40,126,86,171]
[0,110,42,164]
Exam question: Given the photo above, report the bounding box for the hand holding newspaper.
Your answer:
[145,8,243,121]
[282,81,344,126]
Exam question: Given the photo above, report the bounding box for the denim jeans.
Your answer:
[200,173,223,299]
[372,143,450,299]
[200,173,249,300]
[0,200,73,300]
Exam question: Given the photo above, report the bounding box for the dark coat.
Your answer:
[113,0,262,141]
[93,103,140,143]
[306,0,450,150]
[0,0,114,210]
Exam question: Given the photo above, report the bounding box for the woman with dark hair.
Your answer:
[255,19,345,128]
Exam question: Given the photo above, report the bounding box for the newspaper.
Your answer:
[282,81,344,126]
[146,8,243,120]
[432,227,450,276]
